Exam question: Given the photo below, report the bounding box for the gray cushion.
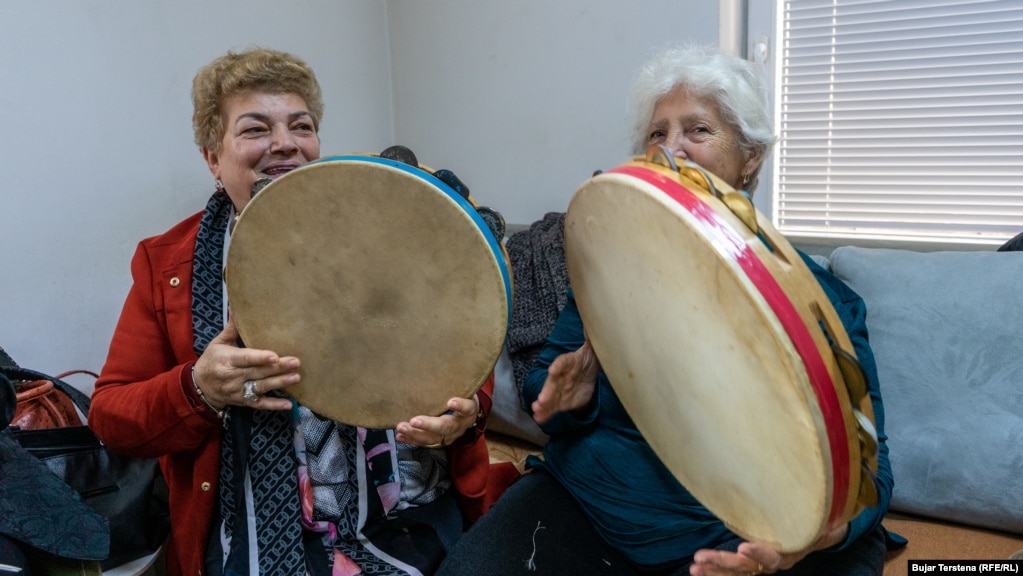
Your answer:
[487,345,549,447]
[829,246,1023,534]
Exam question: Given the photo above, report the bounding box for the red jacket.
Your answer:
[90,211,518,576]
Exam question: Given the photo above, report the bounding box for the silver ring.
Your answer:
[242,380,260,402]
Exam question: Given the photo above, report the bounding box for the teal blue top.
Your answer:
[523,252,894,565]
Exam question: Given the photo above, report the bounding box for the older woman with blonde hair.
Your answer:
[90,47,503,576]
[440,41,895,576]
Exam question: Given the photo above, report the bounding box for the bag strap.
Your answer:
[54,369,101,381]
[0,366,94,416]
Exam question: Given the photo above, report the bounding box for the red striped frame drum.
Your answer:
[225,154,512,429]
[564,147,878,552]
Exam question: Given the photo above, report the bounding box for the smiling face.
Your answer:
[646,86,760,191]
[202,91,320,212]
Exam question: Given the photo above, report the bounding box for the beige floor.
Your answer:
[881,513,1022,576]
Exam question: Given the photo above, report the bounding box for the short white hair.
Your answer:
[627,41,776,191]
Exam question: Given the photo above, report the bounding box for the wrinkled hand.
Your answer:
[689,524,849,575]
[192,315,300,412]
[532,339,601,425]
[396,395,481,448]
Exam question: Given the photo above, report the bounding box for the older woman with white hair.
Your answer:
[439,42,896,576]
[627,41,775,192]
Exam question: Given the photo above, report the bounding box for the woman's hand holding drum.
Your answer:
[192,315,301,412]
[396,394,482,448]
[691,523,850,575]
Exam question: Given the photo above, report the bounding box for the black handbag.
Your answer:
[1,364,171,571]
[1,369,107,574]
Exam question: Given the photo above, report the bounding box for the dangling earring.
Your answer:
[215,179,225,193]
[742,174,751,186]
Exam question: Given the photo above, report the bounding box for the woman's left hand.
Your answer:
[690,524,849,575]
[395,394,481,448]
[689,543,784,576]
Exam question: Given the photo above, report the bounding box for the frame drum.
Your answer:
[564,148,878,552]
[225,154,511,429]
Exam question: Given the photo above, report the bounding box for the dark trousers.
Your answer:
[438,469,886,576]
[0,534,31,576]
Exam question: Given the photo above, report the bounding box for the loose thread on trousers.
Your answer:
[526,521,545,571]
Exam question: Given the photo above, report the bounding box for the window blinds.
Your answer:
[774,0,1023,243]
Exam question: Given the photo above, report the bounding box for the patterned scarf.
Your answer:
[192,190,307,574]
[191,190,447,576]
[295,410,446,575]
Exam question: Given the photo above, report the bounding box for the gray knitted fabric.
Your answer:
[505,212,570,403]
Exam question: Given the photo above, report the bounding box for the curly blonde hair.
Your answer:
[192,47,324,151]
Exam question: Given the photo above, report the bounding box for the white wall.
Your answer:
[387,0,719,225]
[0,0,393,374]
[0,0,722,378]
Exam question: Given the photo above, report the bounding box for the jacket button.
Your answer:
[170,277,181,287]
[201,481,211,492]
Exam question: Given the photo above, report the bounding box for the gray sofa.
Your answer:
[484,245,1023,574]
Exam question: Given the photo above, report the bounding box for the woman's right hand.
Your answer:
[532,338,601,424]
[192,315,301,411]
